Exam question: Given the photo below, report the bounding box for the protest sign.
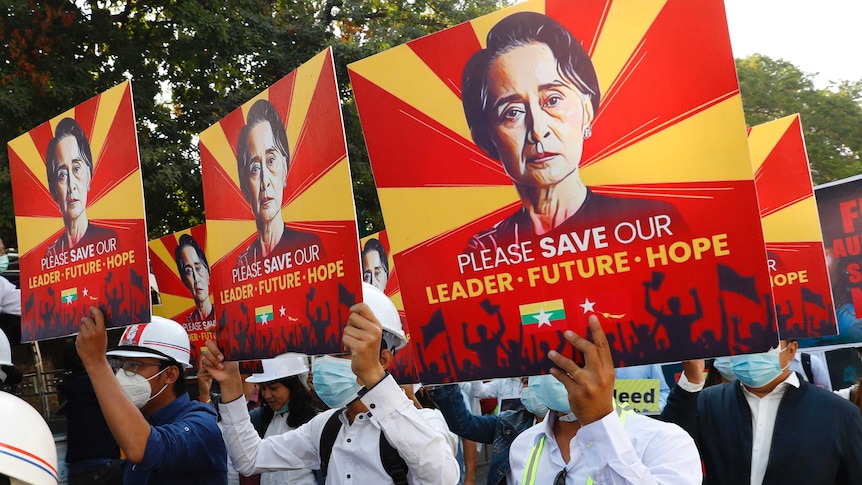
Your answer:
[748,114,836,340]
[800,174,862,347]
[614,379,660,413]
[200,48,361,360]
[349,0,775,382]
[360,230,418,383]
[8,81,150,340]
[148,224,213,369]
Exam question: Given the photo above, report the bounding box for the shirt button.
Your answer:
[370,404,376,409]
[347,438,351,443]
[184,427,190,432]
[359,415,364,419]
[347,474,351,479]
[586,443,593,449]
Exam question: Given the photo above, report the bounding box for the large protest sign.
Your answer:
[148,224,213,369]
[748,115,836,340]
[800,174,862,347]
[7,81,150,340]
[360,230,418,383]
[349,0,775,382]
[200,48,361,360]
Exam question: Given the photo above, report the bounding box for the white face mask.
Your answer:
[116,367,169,408]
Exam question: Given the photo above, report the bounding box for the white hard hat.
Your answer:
[362,282,407,351]
[0,329,11,366]
[0,392,58,485]
[107,316,192,368]
[246,353,309,383]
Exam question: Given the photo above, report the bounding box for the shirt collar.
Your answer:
[149,393,190,425]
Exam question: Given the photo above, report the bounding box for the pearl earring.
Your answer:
[584,126,592,140]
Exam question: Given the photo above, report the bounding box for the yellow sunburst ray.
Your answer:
[49,107,76,133]
[154,293,195,320]
[148,239,178,274]
[748,114,798,174]
[286,49,329,153]
[88,176,146,219]
[760,197,822,243]
[7,134,49,190]
[199,124,241,186]
[379,185,519,256]
[240,89,271,124]
[89,82,129,165]
[15,216,62,254]
[206,219,257,262]
[581,96,753,185]
[469,0,544,48]
[282,158,355,222]
[348,44,472,142]
[591,0,666,97]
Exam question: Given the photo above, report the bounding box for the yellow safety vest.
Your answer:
[520,404,635,485]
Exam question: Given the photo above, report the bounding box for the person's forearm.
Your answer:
[217,367,245,403]
[86,359,152,462]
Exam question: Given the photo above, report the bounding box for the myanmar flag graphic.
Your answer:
[519,299,566,334]
[255,305,274,325]
[61,288,78,304]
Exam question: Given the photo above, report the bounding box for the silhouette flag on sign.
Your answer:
[422,309,447,343]
[801,286,825,309]
[717,264,760,304]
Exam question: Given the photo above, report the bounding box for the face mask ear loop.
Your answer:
[144,366,170,404]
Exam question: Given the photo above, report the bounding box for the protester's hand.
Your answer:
[197,366,213,403]
[682,360,705,384]
[76,306,108,369]
[200,339,245,403]
[547,315,614,425]
[344,303,386,388]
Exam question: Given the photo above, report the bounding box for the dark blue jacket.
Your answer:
[123,393,227,485]
[428,384,535,485]
[660,374,862,484]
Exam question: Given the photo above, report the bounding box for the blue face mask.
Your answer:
[730,347,787,388]
[528,375,570,413]
[0,254,8,273]
[712,357,735,381]
[519,387,549,417]
[312,356,361,409]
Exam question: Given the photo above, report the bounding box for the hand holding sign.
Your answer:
[344,303,386,388]
[201,339,243,403]
[547,315,615,425]
[76,306,108,369]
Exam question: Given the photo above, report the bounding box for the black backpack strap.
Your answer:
[379,430,409,485]
[801,352,814,383]
[318,409,345,479]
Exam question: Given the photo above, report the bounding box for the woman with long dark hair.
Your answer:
[245,354,319,485]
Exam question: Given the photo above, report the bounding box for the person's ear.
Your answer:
[162,365,180,385]
[379,348,393,369]
[788,340,799,357]
[582,95,595,129]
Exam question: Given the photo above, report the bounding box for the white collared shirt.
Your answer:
[507,409,701,484]
[677,371,800,484]
[260,412,316,485]
[741,373,799,484]
[219,374,459,484]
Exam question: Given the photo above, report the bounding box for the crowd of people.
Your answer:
[4,276,862,484]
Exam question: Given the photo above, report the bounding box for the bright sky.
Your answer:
[724,0,862,87]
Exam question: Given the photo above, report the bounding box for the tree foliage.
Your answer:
[0,0,510,247]
[736,54,862,184]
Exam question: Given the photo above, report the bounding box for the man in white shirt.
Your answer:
[508,315,701,484]
[468,378,523,412]
[661,342,862,484]
[202,283,459,485]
